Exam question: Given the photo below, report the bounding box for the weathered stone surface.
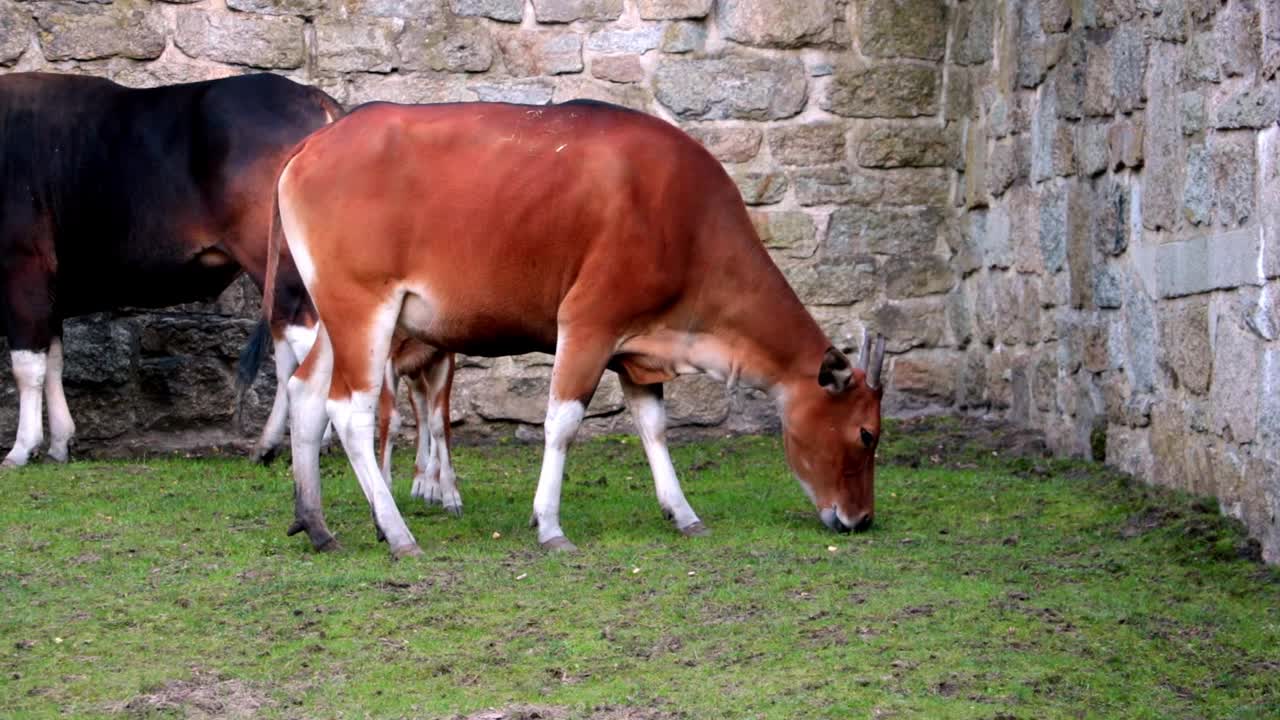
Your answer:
[315,18,402,73]
[950,0,994,65]
[1180,91,1206,135]
[1076,121,1110,177]
[1212,319,1264,442]
[37,2,166,62]
[347,72,471,104]
[823,206,941,259]
[585,26,664,54]
[793,166,950,207]
[469,79,555,104]
[1031,94,1075,181]
[654,55,807,120]
[664,375,729,426]
[784,260,878,305]
[769,123,846,166]
[0,3,30,64]
[871,297,948,352]
[857,125,956,168]
[683,125,763,163]
[61,319,137,386]
[751,210,817,258]
[731,171,788,205]
[1142,41,1186,231]
[498,30,582,76]
[1111,24,1146,113]
[1182,143,1213,226]
[1156,230,1264,298]
[822,62,940,118]
[718,0,835,48]
[450,0,524,22]
[1218,0,1261,78]
[1214,86,1280,129]
[1092,177,1129,257]
[1107,119,1143,170]
[1185,32,1222,82]
[963,121,989,208]
[985,138,1019,199]
[890,350,958,405]
[591,54,643,83]
[227,0,329,15]
[860,0,947,61]
[175,10,304,69]
[531,0,623,22]
[1211,131,1256,226]
[661,21,706,53]
[883,255,955,298]
[550,77,651,109]
[399,16,493,73]
[1159,297,1211,394]
[637,0,711,20]
[1094,265,1122,309]
[945,66,975,120]
[471,373,623,423]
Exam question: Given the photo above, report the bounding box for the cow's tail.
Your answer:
[233,318,272,431]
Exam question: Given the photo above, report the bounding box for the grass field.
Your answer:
[2,417,1278,719]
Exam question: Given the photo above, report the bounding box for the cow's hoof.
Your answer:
[679,521,710,538]
[47,446,70,464]
[540,536,578,553]
[315,536,342,553]
[252,444,281,466]
[391,543,424,560]
[444,503,463,518]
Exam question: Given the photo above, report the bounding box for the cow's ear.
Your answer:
[818,347,854,395]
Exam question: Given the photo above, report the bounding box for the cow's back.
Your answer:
[0,72,337,316]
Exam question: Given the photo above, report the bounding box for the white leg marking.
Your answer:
[287,326,334,547]
[430,400,462,515]
[408,378,440,503]
[284,324,318,368]
[329,390,418,553]
[44,338,74,463]
[532,398,585,545]
[4,350,47,467]
[621,379,701,531]
[255,337,298,460]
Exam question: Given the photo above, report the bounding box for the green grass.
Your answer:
[1,417,1278,719]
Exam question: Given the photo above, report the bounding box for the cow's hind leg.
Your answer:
[44,337,74,463]
[377,362,400,491]
[407,371,439,504]
[418,352,460,516]
[619,375,707,537]
[285,324,339,552]
[530,332,611,552]
[325,295,421,559]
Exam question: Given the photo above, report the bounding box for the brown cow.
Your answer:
[266,100,885,558]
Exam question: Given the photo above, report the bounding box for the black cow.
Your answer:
[0,72,336,466]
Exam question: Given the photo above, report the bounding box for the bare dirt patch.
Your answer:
[112,670,273,719]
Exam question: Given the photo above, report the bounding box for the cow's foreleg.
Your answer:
[530,336,609,552]
[3,349,47,467]
[285,325,339,552]
[44,337,75,463]
[253,336,298,465]
[325,296,421,560]
[620,376,707,537]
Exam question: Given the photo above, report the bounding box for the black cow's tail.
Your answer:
[233,318,272,432]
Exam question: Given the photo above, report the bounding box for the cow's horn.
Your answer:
[867,334,886,390]
[857,327,870,370]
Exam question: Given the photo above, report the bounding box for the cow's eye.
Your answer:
[860,428,877,449]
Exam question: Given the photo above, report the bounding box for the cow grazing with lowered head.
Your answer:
[266,100,886,559]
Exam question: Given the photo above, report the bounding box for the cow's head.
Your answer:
[782,330,885,533]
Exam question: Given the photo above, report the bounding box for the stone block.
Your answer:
[348,72,471,105]
[1217,0,1261,78]
[731,171,788,205]
[751,210,817,258]
[821,61,940,118]
[950,0,994,65]
[664,375,729,426]
[175,10,304,69]
[498,30,582,76]
[945,66,975,120]
[783,260,878,305]
[1092,176,1129,257]
[823,206,942,259]
[1041,0,1071,32]
[38,2,166,62]
[871,297,948,352]
[769,123,846,166]
[315,18,402,73]
[585,26,664,54]
[1211,131,1257,227]
[683,125,762,163]
[883,255,956,298]
[550,78,653,111]
[637,0,711,20]
[591,55,644,83]
[793,166,947,206]
[1107,118,1143,170]
[1,3,31,64]
[1214,86,1280,130]
[661,21,706,53]
[963,121,989,208]
[469,79,555,105]
[1142,42,1186,231]
[889,350,958,405]
[985,138,1019,199]
[1094,265,1122,309]
[1182,143,1213,226]
[983,202,1012,269]
[400,17,493,73]
[227,0,329,15]
[531,0,623,23]
[859,0,947,61]
[1156,229,1265,298]
[1158,297,1211,394]
[62,319,136,386]
[1076,121,1110,177]
[856,124,957,169]
[718,0,835,48]
[1212,319,1264,443]
[1032,114,1075,182]
[654,55,807,121]
[1180,92,1206,136]
[451,0,525,22]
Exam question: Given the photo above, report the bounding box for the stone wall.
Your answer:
[2,1,1278,560]
[943,0,1280,561]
